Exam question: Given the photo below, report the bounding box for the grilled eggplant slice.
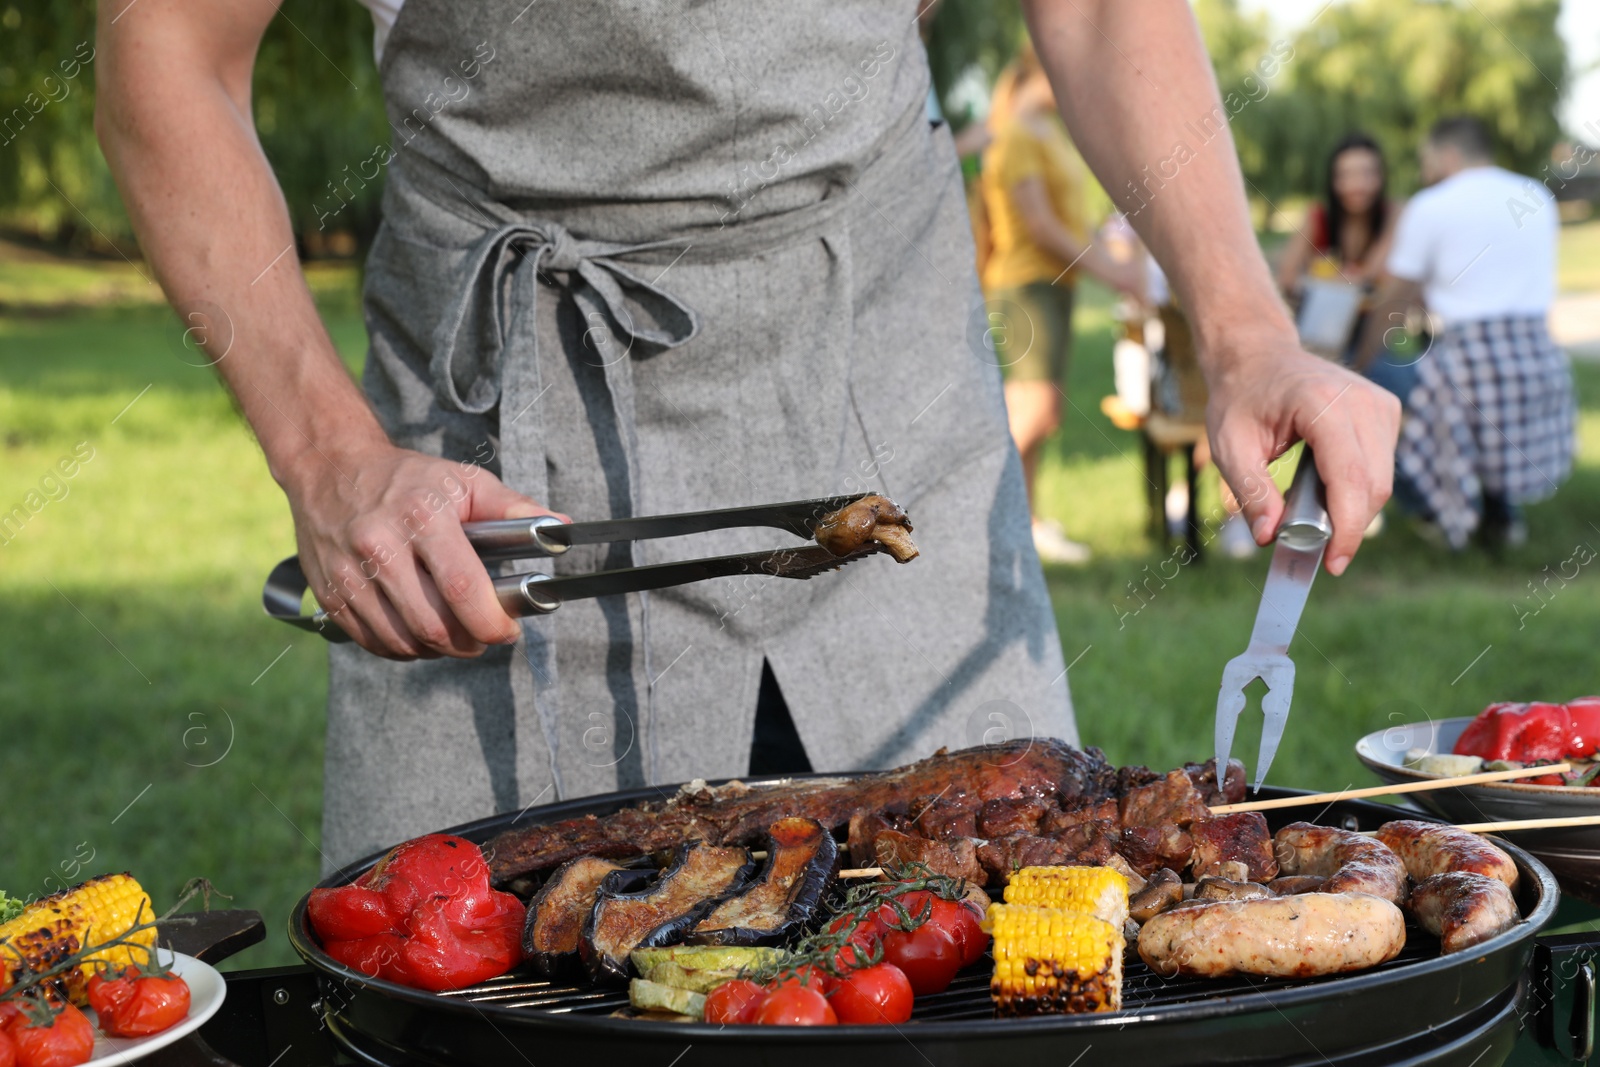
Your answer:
[524,857,644,977]
[581,844,754,982]
[689,817,839,946]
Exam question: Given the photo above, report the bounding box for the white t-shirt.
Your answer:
[355,0,403,64]
[1385,165,1558,326]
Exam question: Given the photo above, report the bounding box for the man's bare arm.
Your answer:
[1025,0,1400,575]
[95,0,556,657]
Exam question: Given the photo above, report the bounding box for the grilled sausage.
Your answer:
[1374,821,1519,891]
[1137,893,1407,978]
[1407,872,1518,954]
[1273,823,1408,905]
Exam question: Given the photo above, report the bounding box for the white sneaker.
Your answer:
[1033,519,1092,565]
[1218,512,1258,559]
[1165,483,1190,538]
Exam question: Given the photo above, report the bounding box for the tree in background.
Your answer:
[250,5,389,257]
[0,3,111,245]
[0,0,387,254]
[0,0,1571,251]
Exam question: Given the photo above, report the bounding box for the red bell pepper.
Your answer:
[307,834,524,992]
[1567,696,1600,759]
[1453,698,1600,765]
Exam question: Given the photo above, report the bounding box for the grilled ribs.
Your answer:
[486,739,1117,884]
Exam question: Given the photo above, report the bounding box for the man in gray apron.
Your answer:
[96,0,1401,870]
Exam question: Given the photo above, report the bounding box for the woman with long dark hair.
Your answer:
[1277,133,1397,293]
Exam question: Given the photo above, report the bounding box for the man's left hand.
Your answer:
[1204,338,1402,576]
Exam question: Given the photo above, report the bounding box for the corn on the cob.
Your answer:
[987,903,1123,1016]
[1003,865,1130,929]
[0,874,157,1004]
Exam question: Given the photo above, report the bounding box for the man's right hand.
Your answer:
[286,444,567,660]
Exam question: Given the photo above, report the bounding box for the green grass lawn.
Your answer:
[1559,214,1600,294]
[2,246,1598,968]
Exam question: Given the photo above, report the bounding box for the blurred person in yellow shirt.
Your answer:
[980,43,1143,564]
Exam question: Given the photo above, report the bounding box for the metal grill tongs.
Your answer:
[263,493,882,644]
[1213,448,1334,790]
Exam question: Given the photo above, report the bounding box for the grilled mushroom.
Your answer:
[814,494,919,562]
[1128,868,1184,922]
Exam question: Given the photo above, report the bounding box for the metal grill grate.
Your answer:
[434,929,1443,1023]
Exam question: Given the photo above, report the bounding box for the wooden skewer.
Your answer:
[1207,763,1574,814]
[840,867,885,879]
[1430,814,1600,834]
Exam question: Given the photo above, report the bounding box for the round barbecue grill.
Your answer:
[288,781,1593,1067]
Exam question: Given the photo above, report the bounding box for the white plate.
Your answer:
[1355,716,1600,905]
[83,950,226,1067]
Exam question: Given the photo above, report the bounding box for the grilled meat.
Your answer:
[846,811,901,869]
[690,819,838,946]
[524,857,629,976]
[1273,823,1408,906]
[1407,871,1519,954]
[1183,758,1248,806]
[1189,813,1278,881]
[915,799,979,841]
[1118,770,1211,831]
[978,821,1121,885]
[874,830,986,885]
[580,845,754,982]
[1375,821,1519,891]
[1041,797,1120,835]
[1138,893,1407,978]
[486,740,1117,882]
[1118,824,1194,877]
[814,494,919,562]
[977,797,1049,839]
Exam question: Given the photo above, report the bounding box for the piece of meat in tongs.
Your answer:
[813,493,919,562]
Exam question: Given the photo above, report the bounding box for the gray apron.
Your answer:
[322,0,1076,869]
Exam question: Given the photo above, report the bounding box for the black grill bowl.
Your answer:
[289,784,1560,1067]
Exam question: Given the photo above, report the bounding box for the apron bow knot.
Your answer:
[538,222,584,273]
[430,220,701,416]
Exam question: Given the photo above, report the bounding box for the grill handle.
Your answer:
[1533,931,1600,1063]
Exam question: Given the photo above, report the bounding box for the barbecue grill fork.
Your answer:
[1213,450,1332,791]
[262,493,894,643]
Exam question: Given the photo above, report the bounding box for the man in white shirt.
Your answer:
[1360,116,1576,549]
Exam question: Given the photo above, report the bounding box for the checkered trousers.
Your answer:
[1396,315,1576,548]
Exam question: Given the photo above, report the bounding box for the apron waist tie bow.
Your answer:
[431,219,701,417]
